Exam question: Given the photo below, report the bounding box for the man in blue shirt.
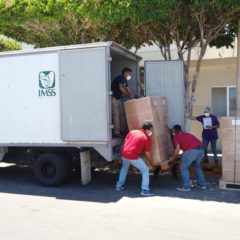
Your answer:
[185,107,220,165]
[111,67,134,136]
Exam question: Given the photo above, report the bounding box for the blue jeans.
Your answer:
[181,149,206,189]
[203,138,218,161]
[116,157,150,191]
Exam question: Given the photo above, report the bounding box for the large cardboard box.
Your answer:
[221,117,240,183]
[124,96,174,167]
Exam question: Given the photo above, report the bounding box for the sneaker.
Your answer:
[116,186,124,191]
[195,184,206,190]
[140,190,154,196]
[176,187,191,192]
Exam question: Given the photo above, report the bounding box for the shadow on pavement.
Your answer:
[0,164,239,204]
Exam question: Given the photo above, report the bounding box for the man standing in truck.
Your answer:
[111,67,135,137]
[116,122,154,196]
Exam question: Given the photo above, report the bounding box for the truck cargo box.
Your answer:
[0,41,141,161]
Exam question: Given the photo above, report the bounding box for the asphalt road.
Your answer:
[0,163,240,240]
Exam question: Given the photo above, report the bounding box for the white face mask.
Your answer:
[126,75,131,81]
[147,131,152,137]
[204,113,210,117]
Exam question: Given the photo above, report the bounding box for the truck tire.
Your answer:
[33,153,69,186]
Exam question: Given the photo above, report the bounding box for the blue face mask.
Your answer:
[204,113,210,117]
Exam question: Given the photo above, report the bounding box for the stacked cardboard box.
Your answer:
[221,117,240,182]
[124,96,174,168]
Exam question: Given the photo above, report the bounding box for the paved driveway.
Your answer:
[0,164,239,240]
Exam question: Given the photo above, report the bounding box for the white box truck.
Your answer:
[0,41,141,186]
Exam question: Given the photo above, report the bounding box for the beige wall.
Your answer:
[189,57,237,152]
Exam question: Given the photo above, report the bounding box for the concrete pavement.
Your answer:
[0,164,239,240]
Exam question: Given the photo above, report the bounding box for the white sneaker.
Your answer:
[116,186,124,191]
[176,187,191,192]
[140,190,154,196]
[195,184,206,190]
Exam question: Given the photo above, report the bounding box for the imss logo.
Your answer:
[38,71,56,97]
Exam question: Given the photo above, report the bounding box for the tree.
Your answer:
[0,0,97,47]
[0,37,21,52]
[131,0,240,115]
[83,0,240,115]
[0,13,95,47]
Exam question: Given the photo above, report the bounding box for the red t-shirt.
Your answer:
[122,129,151,160]
[173,131,203,151]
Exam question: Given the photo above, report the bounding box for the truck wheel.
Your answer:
[33,153,69,186]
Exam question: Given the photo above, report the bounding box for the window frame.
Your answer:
[211,85,236,117]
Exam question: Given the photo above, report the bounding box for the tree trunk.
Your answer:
[187,45,207,115]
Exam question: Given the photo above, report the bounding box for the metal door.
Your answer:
[145,61,184,128]
[59,47,109,142]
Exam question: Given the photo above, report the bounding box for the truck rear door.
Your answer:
[59,47,109,142]
[145,60,185,128]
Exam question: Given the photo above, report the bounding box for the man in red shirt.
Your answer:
[116,122,154,196]
[170,124,206,191]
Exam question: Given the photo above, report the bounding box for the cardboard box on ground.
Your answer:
[221,117,240,183]
[124,96,174,170]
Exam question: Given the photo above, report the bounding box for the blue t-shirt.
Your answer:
[111,74,128,100]
[196,114,220,139]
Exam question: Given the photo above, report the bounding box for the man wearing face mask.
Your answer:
[185,107,220,165]
[116,122,154,196]
[111,67,135,137]
[170,124,206,191]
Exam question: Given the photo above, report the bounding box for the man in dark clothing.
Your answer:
[170,124,207,192]
[185,107,220,165]
[111,67,134,136]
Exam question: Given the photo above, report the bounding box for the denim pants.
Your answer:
[203,138,218,161]
[181,149,206,189]
[116,157,150,191]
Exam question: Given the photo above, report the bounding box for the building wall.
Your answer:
[135,38,237,67]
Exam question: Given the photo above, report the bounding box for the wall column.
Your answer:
[236,20,240,116]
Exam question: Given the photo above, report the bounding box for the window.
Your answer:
[212,86,236,117]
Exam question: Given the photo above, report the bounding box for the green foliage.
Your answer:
[0,37,21,52]
[0,0,96,47]
[210,22,238,49]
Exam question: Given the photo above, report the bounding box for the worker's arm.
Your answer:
[185,114,197,120]
[145,151,154,167]
[125,86,135,98]
[119,84,134,98]
[170,144,181,162]
[207,116,220,129]
[207,124,220,129]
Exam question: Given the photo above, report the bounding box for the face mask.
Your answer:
[204,113,210,117]
[147,131,152,137]
[126,75,131,81]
